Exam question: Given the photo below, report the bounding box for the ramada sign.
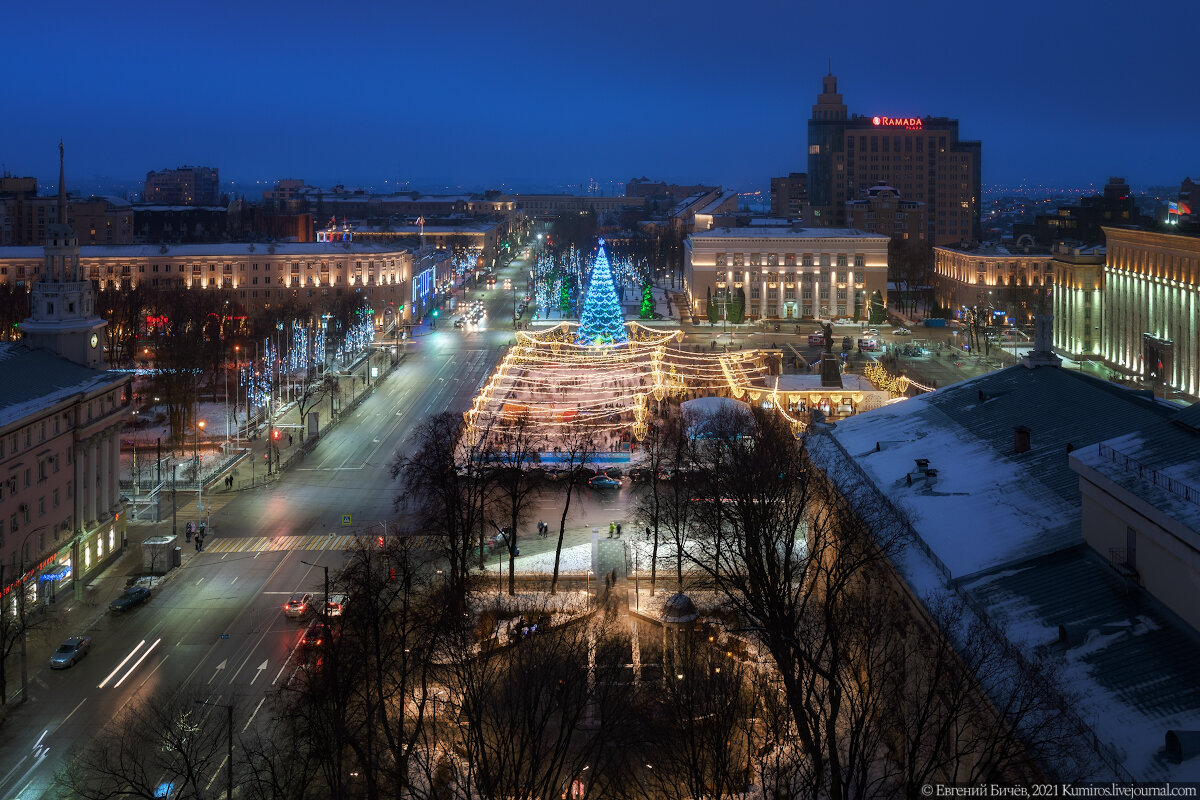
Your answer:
[872,115,923,130]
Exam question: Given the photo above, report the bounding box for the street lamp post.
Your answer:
[300,559,329,620]
[14,523,50,704]
[195,419,206,530]
[195,699,233,800]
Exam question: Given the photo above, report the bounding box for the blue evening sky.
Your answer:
[3,0,1195,194]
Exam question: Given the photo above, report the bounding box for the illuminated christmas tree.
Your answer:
[575,240,629,346]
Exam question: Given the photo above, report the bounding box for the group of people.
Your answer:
[185,520,208,551]
[513,615,545,639]
[536,521,551,538]
[608,521,623,538]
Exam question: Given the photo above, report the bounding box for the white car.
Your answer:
[863,328,879,336]
[894,328,911,336]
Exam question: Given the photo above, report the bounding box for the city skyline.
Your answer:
[3,0,1196,193]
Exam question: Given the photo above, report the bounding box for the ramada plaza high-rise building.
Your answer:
[807,73,981,245]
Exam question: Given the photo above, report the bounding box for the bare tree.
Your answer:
[443,611,633,800]
[632,408,688,595]
[638,636,756,800]
[486,413,543,596]
[392,412,494,614]
[685,407,907,800]
[548,418,597,595]
[53,691,232,800]
[293,374,336,442]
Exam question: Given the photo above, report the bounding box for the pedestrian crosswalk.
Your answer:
[202,534,374,554]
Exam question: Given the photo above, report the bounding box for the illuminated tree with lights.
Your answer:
[575,241,628,346]
[639,282,655,319]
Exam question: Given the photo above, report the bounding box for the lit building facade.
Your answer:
[143,165,220,206]
[0,241,422,323]
[932,243,1055,325]
[1050,243,1106,358]
[807,73,981,244]
[1,149,131,605]
[844,183,925,241]
[1100,227,1200,398]
[685,227,888,321]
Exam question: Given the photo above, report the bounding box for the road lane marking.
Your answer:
[196,578,204,585]
[207,659,227,684]
[205,754,229,792]
[250,660,268,685]
[54,699,87,734]
[134,654,170,692]
[98,640,145,688]
[113,638,162,688]
[230,576,238,585]
[242,697,266,732]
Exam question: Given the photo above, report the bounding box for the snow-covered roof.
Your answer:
[806,365,1200,780]
[689,226,889,242]
[0,241,416,260]
[0,344,129,429]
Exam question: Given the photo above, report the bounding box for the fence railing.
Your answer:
[1096,443,1200,507]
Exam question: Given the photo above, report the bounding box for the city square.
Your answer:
[0,4,1198,799]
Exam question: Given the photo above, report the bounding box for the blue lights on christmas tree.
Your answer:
[575,240,629,346]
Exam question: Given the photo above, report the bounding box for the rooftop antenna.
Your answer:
[827,57,832,75]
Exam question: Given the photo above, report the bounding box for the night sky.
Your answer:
[4,0,1196,194]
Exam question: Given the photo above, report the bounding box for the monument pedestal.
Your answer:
[819,353,843,388]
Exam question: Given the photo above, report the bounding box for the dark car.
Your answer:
[49,636,92,669]
[283,592,315,619]
[110,586,151,613]
[301,622,332,649]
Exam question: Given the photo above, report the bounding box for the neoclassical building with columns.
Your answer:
[684,226,889,321]
[0,151,131,605]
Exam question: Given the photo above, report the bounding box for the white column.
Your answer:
[106,431,119,517]
[85,438,98,524]
[73,441,85,534]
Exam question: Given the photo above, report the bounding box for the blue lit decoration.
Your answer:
[575,240,628,346]
[334,309,375,364]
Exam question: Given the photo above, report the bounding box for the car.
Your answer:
[283,592,314,619]
[49,636,91,669]
[301,621,331,649]
[453,318,465,329]
[862,328,879,336]
[589,473,622,489]
[894,328,911,336]
[325,594,349,617]
[109,586,151,613]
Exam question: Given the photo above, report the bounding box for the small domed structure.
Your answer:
[662,592,698,624]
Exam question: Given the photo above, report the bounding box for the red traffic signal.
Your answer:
[272,429,281,441]
[377,536,384,549]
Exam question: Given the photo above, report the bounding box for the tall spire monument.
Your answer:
[19,142,107,368]
[575,239,629,346]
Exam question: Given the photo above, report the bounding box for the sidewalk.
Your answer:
[1,520,205,707]
[123,347,406,510]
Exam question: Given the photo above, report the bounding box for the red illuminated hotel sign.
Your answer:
[872,116,923,130]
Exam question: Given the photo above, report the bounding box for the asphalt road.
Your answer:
[0,256,534,799]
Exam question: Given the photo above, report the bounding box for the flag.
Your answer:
[416,216,425,227]
[1181,202,1192,215]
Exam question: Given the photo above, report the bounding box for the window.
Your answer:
[784,288,795,300]
[802,254,813,267]
[854,254,864,268]
[751,287,760,299]
[837,254,848,267]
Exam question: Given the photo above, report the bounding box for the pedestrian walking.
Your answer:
[199,522,207,539]
[616,523,622,538]
[608,522,614,539]
[185,521,193,542]
[288,434,293,446]
[194,537,201,552]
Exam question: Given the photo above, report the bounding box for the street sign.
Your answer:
[341,514,352,526]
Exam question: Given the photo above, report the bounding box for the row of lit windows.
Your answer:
[713,253,867,268]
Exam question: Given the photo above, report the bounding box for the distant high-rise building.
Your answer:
[144,165,220,206]
[806,73,981,245]
[769,173,807,219]
[1014,177,1147,246]
[844,183,925,241]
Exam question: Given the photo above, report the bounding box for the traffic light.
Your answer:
[272,429,281,441]
[432,309,439,317]
[377,536,384,549]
